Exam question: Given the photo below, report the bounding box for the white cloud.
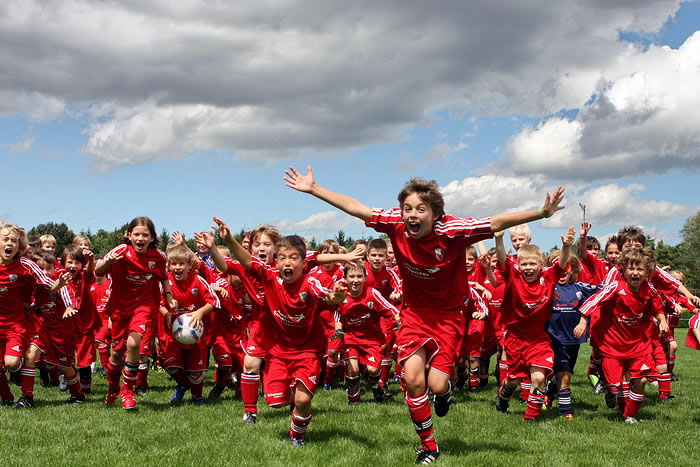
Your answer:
[10,136,34,153]
[0,0,686,168]
[506,31,700,180]
[441,175,686,229]
[276,210,361,234]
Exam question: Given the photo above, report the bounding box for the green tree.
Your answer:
[29,222,76,256]
[679,211,700,290]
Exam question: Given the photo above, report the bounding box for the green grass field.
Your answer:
[2,328,698,466]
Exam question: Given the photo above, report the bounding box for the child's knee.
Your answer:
[4,357,21,372]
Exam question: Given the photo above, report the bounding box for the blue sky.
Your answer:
[1,1,699,254]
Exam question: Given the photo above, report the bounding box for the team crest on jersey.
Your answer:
[434,248,444,260]
[192,288,199,295]
[576,291,583,300]
[299,291,309,302]
[148,261,156,269]
[367,301,374,309]
[540,277,545,286]
[8,274,17,282]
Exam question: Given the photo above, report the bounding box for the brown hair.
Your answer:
[319,239,341,254]
[72,235,92,249]
[277,235,306,258]
[251,225,281,246]
[216,245,232,257]
[344,260,367,277]
[398,178,445,219]
[585,236,600,251]
[367,238,387,253]
[0,222,28,259]
[61,245,86,267]
[124,216,159,248]
[167,245,193,263]
[617,226,645,250]
[465,246,477,259]
[618,246,656,276]
[605,235,619,253]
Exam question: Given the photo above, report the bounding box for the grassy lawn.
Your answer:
[2,328,698,466]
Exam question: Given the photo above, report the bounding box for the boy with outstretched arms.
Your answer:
[332,260,401,404]
[574,247,668,424]
[204,220,346,446]
[284,165,565,463]
[494,226,575,422]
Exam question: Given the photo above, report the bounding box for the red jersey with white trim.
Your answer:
[67,269,97,332]
[464,283,489,317]
[335,286,400,345]
[366,208,492,312]
[364,263,401,300]
[248,257,330,359]
[89,278,112,328]
[102,244,167,320]
[0,256,71,332]
[308,263,344,335]
[164,271,220,349]
[580,253,609,285]
[32,270,77,334]
[499,260,567,340]
[604,265,681,295]
[211,274,247,342]
[580,279,664,358]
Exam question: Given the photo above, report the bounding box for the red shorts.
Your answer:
[162,340,209,372]
[76,330,96,368]
[687,313,700,350]
[383,330,397,355]
[263,355,321,407]
[0,326,26,360]
[395,306,465,377]
[505,334,553,380]
[661,332,675,346]
[243,317,275,359]
[95,314,111,345]
[650,338,666,367]
[460,318,485,359]
[111,309,153,354]
[35,326,76,368]
[601,354,655,385]
[344,342,383,369]
[480,334,500,358]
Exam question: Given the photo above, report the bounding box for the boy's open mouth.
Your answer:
[407,222,421,235]
[282,268,294,279]
[4,247,12,255]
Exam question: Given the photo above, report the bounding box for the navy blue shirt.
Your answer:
[547,282,601,345]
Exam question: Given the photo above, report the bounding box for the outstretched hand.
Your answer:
[580,222,592,238]
[171,231,186,246]
[194,231,216,250]
[211,217,232,243]
[283,165,315,193]
[562,226,576,247]
[541,186,566,218]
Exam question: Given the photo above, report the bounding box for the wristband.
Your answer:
[538,208,546,218]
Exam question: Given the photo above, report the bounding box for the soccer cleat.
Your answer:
[659,396,673,404]
[564,413,573,421]
[322,383,332,391]
[58,378,68,392]
[495,395,510,413]
[433,392,452,417]
[1,399,14,407]
[208,384,225,401]
[171,384,187,404]
[468,386,479,394]
[13,395,35,409]
[382,385,392,398]
[242,411,257,424]
[593,381,605,394]
[587,374,599,388]
[100,368,108,378]
[372,385,385,403]
[121,391,137,410]
[415,449,440,464]
[104,391,119,406]
[66,394,85,405]
[604,390,617,409]
[134,386,147,396]
[192,397,206,406]
[287,436,305,447]
[670,373,678,382]
[624,416,639,424]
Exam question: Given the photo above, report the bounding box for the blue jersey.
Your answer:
[547,282,601,345]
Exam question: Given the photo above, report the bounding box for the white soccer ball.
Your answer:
[172,314,203,345]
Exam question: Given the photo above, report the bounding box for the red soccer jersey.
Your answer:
[32,270,77,334]
[308,263,344,335]
[366,208,492,312]
[604,265,681,295]
[248,257,330,359]
[499,260,567,340]
[89,278,112,329]
[0,256,70,332]
[164,271,220,349]
[364,262,401,300]
[65,269,97,333]
[334,286,399,345]
[211,274,247,342]
[102,244,167,320]
[579,253,609,285]
[580,279,664,358]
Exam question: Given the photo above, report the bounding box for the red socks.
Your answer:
[241,372,260,414]
[623,391,644,418]
[520,379,531,402]
[106,361,122,393]
[21,365,36,398]
[324,358,339,385]
[657,373,672,399]
[405,390,438,452]
[524,389,545,420]
[189,373,204,399]
[289,411,312,440]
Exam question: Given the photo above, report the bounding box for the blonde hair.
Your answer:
[510,224,531,239]
[72,235,92,249]
[517,244,542,263]
[0,222,28,258]
[669,270,685,284]
[343,260,366,277]
[167,245,193,263]
[216,245,231,257]
[40,233,56,246]
[618,247,656,276]
[251,225,281,246]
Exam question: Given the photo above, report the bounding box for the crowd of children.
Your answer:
[0,166,698,464]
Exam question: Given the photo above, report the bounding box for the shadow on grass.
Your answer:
[283,428,379,447]
[441,437,517,455]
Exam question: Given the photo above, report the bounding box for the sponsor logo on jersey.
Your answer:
[9,274,17,282]
[192,288,199,295]
[576,291,583,300]
[198,360,203,365]
[434,248,444,260]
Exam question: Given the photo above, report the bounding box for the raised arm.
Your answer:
[489,186,565,232]
[284,165,373,222]
[494,230,507,265]
[578,222,591,261]
[559,226,576,268]
[211,217,252,271]
[195,231,227,273]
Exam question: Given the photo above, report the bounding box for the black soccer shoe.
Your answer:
[372,385,385,403]
[208,384,225,401]
[495,395,510,413]
[13,395,35,409]
[66,394,86,405]
[433,392,452,417]
[415,449,440,464]
[604,389,618,409]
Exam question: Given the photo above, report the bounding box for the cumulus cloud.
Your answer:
[10,136,33,153]
[276,210,362,234]
[0,0,685,168]
[442,174,686,228]
[506,31,700,180]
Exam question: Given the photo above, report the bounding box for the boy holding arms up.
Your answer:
[284,165,564,463]
[494,226,575,421]
[203,221,346,446]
